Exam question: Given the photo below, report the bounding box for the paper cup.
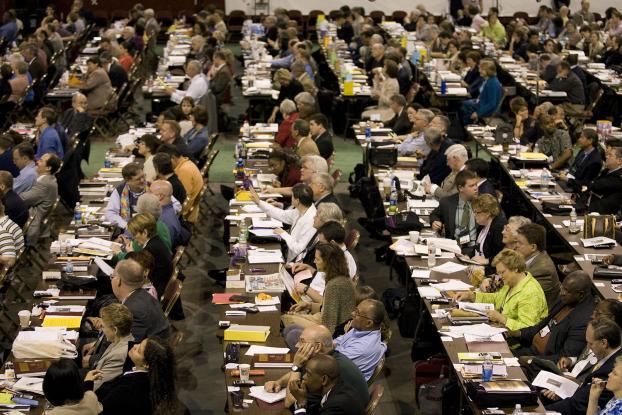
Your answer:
[18,310,31,328]
[409,231,420,244]
[239,364,251,382]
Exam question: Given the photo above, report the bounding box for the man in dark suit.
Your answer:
[581,145,622,214]
[384,94,412,135]
[509,271,596,363]
[0,171,27,228]
[418,122,454,185]
[550,61,586,116]
[111,259,170,342]
[289,354,366,415]
[21,43,45,81]
[545,318,622,414]
[466,158,496,196]
[310,172,340,208]
[0,135,19,177]
[559,128,602,193]
[309,114,334,162]
[100,51,128,91]
[566,53,588,91]
[430,170,480,255]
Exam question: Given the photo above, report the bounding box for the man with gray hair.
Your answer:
[294,92,316,121]
[150,180,190,248]
[396,108,434,156]
[423,144,469,199]
[418,126,455,185]
[165,59,207,104]
[310,172,339,207]
[143,8,160,38]
[385,94,410,135]
[267,155,327,198]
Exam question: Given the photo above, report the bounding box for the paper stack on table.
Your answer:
[249,386,286,403]
[248,249,284,264]
[430,263,468,275]
[532,371,579,399]
[245,346,289,356]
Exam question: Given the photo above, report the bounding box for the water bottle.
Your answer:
[242,120,250,137]
[540,169,548,190]
[236,158,245,180]
[512,404,523,414]
[235,143,242,159]
[440,79,447,95]
[388,182,398,216]
[427,242,436,267]
[238,218,249,246]
[482,354,493,381]
[81,206,87,224]
[74,202,82,223]
[65,258,74,275]
[365,121,372,144]
[4,362,14,381]
[569,207,579,234]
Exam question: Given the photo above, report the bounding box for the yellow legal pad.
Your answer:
[42,316,82,329]
[518,152,548,160]
[224,325,270,342]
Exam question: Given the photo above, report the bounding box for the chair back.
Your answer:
[161,271,183,318]
[364,384,384,415]
[367,356,385,386]
[345,229,360,250]
[172,246,185,270]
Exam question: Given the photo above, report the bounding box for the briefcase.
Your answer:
[464,380,539,408]
[369,147,398,168]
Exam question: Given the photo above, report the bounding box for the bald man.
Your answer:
[150,180,190,248]
[165,59,208,104]
[265,325,369,408]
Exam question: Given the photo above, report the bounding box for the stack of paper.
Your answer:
[247,249,284,264]
[251,218,283,228]
[249,386,286,403]
[245,345,289,356]
[425,238,462,254]
[443,323,507,338]
[581,236,617,247]
[458,302,494,316]
[431,279,471,290]
[430,262,468,275]
[532,371,580,399]
[418,286,442,299]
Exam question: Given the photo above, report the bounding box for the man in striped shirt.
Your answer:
[0,200,24,266]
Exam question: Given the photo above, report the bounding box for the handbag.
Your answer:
[542,202,573,216]
[464,380,539,408]
[583,214,616,239]
[593,266,622,279]
[12,330,78,359]
[385,211,423,235]
[369,147,398,167]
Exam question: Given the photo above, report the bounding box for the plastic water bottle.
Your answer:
[440,79,447,95]
[236,158,245,180]
[569,207,579,234]
[65,258,74,275]
[74,203,82,223]
[427,242,436,267]
[365,122,372,144]
[388,182,398,216]
[540,169,549,190]
[242,120,250,137]
[4,362,14,381]
[238,218,249,246]
[482,354,493,381]
[512,404,523,414]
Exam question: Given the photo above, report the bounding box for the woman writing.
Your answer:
[455,249,548,330]
[282,242,356,333]
[43,359,102,415]
[249,183,317,262]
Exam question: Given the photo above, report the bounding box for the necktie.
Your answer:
[461,203,471,229]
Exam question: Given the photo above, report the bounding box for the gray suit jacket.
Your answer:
[20,174,57,243]
[433,169,459,199]
[82,68,114,111]
[526,251,561,311]
[123,289,170,342]
[94,334,134,390]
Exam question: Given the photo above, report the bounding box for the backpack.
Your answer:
[412,353,451,406]
[382,287,407,319]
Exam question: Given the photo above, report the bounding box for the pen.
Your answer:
[249,268,265,273]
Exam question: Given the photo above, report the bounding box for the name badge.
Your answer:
[459,234,470,245]
[539,325,551,338]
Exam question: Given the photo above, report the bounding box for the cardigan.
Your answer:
[321,276,356,333]
[474,273,548,330]
[46,391,102,415]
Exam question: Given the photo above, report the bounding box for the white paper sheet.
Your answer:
[418,286,442,299]
[411,269,431,279]
[249,386,287,403]
[532,371,580,399]
[430,262,468,275]
[245,345,290,356]
[94,257,114,276]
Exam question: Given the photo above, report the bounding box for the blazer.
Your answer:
[567,148,603,192]
[19,174,57,243]
[584,168,622,215]
[420,138,454,185]
[432,169,460,199]
[476,213,507,262]
[82,68,114,111]
[464,67,484,98]
[94,371,151,415]
[94,334,134,390]
[307,380,366,415]
[47,391,102,415]
[546,348,622,415]
[315,192,340,208]
[275,112,299,149]
[108,62,128,90]
[3,190,27,228]
[526,251,561,311]
[429,193,462,240]
[28,57,45,81]
[518,296,596,363]
[476,76,503,118]
[315,131,334,161]
[385,108,412,135]
[144,236,173,298]
[549,71,585,105]
[123,289,170,342]
[296,136,320,157]
[209,65,232,105]
[477,179,496,196]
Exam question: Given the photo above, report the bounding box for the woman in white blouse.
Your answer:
[249,183,317,262]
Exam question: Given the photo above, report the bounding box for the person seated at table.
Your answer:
[87,336,179,415]
[469,193,507,266]
[149,180,190,249]
[249,183,316,262]
[164,59,207,105]
[170,96,195,137]
[309,114,334,162]
[508,271,595,365]
[20,152,59,243]
[294,92,317,122]
[0,64,12,102]
[480,7,507,47]
[579,145,622,215]
[34,107,64,160]
[158,119,193,161]
[266,154,328,198]
[152,152,186,206]
[536,117,573,171]
[289,354,367,415]
[384,94,412,135]
[465,158,496,196]
[12,142,37,195]
[117,41,135,72]
[110,259,170,341]
[43,359,102,415]
[133,194,172,251]
[8,61,29,103]
[61,92,93,140]
[459,58,503,125]
[182,105,209,160]
[587,355,622,415]
[125,213,173,298]
[265,325,369,409]
[292,119,320,157]
[423,143,468,199]
[275,99,299,149]
[365,43,385,80]
[267,148,300,189]
[105,163,146,230]
[558,128,602,192]
[362,60,400,123]
[82,303,134,391]
[283,242,356,333]
[514,223,561,310]
[292,60,317,96]
[549,61,586,117]
[429,31,452,57]
[396,108,435,158]
[267,68,304,124]
[430,170,480,255]
[509,96,538,145]
[0,171,27,227]
[0,199,23,266]
[419,124,455,185]
[310,172,339,208]
[131,134,160,184]
[455,248,548,330]
[99,51,127,91]
[291,220,356,303]
[79,56,114,112]
[294,202,344,266]
[207,51,232,106]
[544,318,622,415]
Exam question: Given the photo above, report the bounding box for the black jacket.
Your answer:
[94,371,151,415]
[144,236,173,298]
[167,174,187,206]
[477,179,496,197]
[549,71,585,105]
[3,190,27,227]
[419,138,454,185]
[315,192,340,208]
[584,167,622,214]
[477,212,507,262]
[123,289,170,341]
[385,109,412,135]
[566,148,603,192]
[517,296,596,363]
[546,348,622,415]
[108,62,128,90]
[307,380,366,415]
[315,131,334,161]
[430,193,464,240]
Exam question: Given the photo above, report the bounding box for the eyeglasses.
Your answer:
[352,309,374,321]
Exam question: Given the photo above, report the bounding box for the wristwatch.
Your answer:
[303,286,309,295]
[291,365,301,373]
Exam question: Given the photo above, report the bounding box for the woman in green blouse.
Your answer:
[455,248,548,330]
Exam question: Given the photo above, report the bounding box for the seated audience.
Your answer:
[480,7,507,46]
[268,68,303,124]
[579,146,622,214]
[43,359,101,415]
[0,171,27,227]
[62,92,93,139]
[459,59,503,125]
[158,120,193,160]
[79,56,114,111]
[515,223,561,310]
[296,202,344,266]
[34,107,64,160]
[536,117,572,171]
[465,158,496,196]
[0,200,23,266]
[100,51,127,91]
[385,94,412,135]
[510,96,538,145]
[549,61,586,117]
[310,172,338,207]
[12,143,37,195]
[419,126,455,185]
[267,154,327,198]
[309,114,334,162]
[363,60,400,122]
[117,41,135,72]
[294,92,317,121]
[8,60,29,103]
[134,134,160,184]
[105,163,145,230]
[559,128,602,192]
[0,135,19,178]
[293,119,320,157]
[152,152,186,207]
[455,249,548,330]
[149,180,190,249]
[134,194,172,252]
[183,105,209,159]
[275,99,299,149]
[397,108,435,158]
[207,51,232,106]
[157,144,202,222]
[165,60,207,104]
[471,194,507,266]
[587,355,622,415]
[267,149,300,188]
[461,51,484,98]
[423,144,468,199]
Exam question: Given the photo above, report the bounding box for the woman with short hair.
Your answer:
[471,194,507,266]
[275,98,299,149]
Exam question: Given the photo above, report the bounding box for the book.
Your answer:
[457,352,503,364]
[481,380,532,393]
[224,325,270,342]
[211,293,245,305]
[253,353,293,368]
[42,264,62,280]
[13,360,53,377]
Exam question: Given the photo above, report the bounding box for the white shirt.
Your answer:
[257,201,317,262]
[171,74,208,104]
[309,249,357,295]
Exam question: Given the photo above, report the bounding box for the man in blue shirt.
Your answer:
[150,180,190,249]
[333,299,387,381]
[12,143,38,195]
[0,11,18,44]
[34,107,64,160]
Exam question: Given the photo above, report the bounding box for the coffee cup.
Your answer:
[239,364,251,382]
[409,231,420,244]
[18,310,31,328]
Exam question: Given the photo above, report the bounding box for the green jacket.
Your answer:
[480,21,507,46]
[475,272,548,331]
